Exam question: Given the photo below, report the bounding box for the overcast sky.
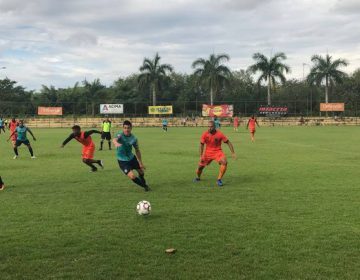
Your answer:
[0,0,359,90]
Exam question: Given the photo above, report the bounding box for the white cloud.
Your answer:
[0,0,359,90]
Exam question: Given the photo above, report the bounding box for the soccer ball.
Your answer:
[136,200,151,215]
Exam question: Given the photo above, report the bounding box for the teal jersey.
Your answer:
[214,119,221,129]
[162,119,168,125]
[0,119,3,126]
[115,132,138,161]
[16,126,29,141]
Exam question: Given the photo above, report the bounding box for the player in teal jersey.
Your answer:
[162,118,168,132]
[0,117,5,134]
[112,120,150,191]
[7,120,36,159]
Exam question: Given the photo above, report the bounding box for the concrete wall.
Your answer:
[21,116,360,128]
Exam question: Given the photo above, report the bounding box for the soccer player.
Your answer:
[61,125,104,172]
[100,117,112,150]
[246,115,260,142]
[0,117,5,133]
[8,118,19,148]
[194,120,236,187]
[113,120,150,191]
[162,118,168,132]
[7,120,36,159]
[233,116,239,131]
[0,176,5,190]
[214,117,221,129]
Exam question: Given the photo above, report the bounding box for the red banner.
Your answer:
[202,104,233,117]
[38,107,63,115]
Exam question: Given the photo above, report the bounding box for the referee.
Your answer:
[100,118,112,150]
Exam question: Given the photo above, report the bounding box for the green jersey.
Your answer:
[102,121,111,132]
[115,132,138,161]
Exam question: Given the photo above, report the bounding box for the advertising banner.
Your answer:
[258,106,288,116]
[100,104,124,114]
[37,107,63,115]
[202,104,233,117]
[148,106,173,115]
[320,103,344,112]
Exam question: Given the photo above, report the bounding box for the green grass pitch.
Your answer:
[0,126,359,279]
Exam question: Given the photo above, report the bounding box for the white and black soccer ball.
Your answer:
[136,200,151,215]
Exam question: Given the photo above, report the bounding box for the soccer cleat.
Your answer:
[193,177,201,182]
[144,185,151,192]
[98,160,104,169]
[13,155,18,159]
[31,156,36,159]
[90,168,98,173]
[0,184,5,191]
[217,179,224,187]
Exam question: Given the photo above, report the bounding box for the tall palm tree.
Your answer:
[138,53,173,106]
[248,52,290,106]
[307,54,348,103]
[192,53,232,105]
[83,79,105,116]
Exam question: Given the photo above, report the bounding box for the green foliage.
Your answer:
[192,53,232,105]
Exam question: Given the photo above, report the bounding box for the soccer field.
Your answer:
[0,126,359,279]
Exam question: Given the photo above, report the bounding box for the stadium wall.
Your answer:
[21,117,360,128]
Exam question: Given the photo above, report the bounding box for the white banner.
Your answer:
[100,104,124,114]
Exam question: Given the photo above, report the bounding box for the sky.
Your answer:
[0,0,359,90]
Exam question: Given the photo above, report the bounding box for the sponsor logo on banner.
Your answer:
[38,107,63,115]
[320,103,344,112]
[202,104,233,117]
[258,106,288,116]
[148,106,173,114]
[100,104,124,114]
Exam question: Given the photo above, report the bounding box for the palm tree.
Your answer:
[192,53,232,105]
[138,53,173,106]
[248,52,290,106]
[307,54,348,103]
[83,79,105,116]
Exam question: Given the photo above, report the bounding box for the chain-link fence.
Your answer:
[1,99,359,118]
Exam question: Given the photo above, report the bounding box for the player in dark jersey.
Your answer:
[0,176,5,190]
[61,125,104,172]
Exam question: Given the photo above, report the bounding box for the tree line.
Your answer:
[1,52,360,117]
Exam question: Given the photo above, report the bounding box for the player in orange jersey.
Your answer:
[233,116,239,131]
[61,125,104,172]
[8,118,19,147]
[194,120,235,187]
[246,115,259,142]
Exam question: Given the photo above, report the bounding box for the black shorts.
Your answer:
[16,139,30,146]
[101,132,111,140]
[118,157,140,175]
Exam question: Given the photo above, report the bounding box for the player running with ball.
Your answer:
[113,120,150,191]
[194,120,236,187]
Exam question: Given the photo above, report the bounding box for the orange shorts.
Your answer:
[82,145,95,159]
[199,150,226,167]
[249,128,256,133]
[11,133,17,142]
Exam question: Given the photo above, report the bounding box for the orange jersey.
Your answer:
[200,130,228,152]
[75,132,95,148]
[248,118,256,130]
[9,121,18,133]
[233,117,239,127]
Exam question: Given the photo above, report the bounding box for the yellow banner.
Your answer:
[148,106,173,115]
